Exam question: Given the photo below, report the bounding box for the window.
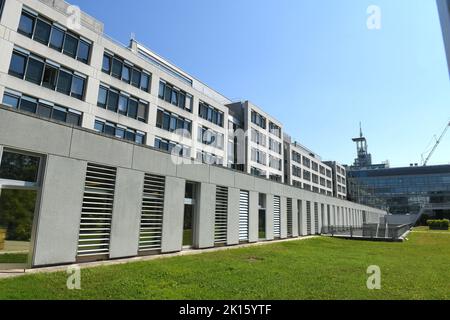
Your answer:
[156,108,191,136]
[25,57,44,84]
[140,73,150,92]
[107,89,119,112]
[42,64,58,90]
[103,52,151,92]
[122,64,131,83]
[269,122,281,138]
[198,126,224,149]
[63,33,78,58]
[251,111,266,129]
[97,86,108,108]
[154,137,190,157]
[1,90,83,126]
[49,26,65,51]
[2,93,20,108]
[198,101,224,127]
[94,119,145,145]
[77,40,90,63]
[9,48,87,100]
[0,0,5,19]
[34,19,52,45]
[18,11,35,37]
[137,101,148,122]
[102,54,112,73]
[56,70,73,95]
[118,95,128,115]
[9,51,27,78]
[17,10,92,64]
[128,98,138,119]
[70,75,85,100]
[159,80,192,112]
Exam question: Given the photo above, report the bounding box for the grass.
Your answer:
[0,229,449,300]
[0,253,28,264]
[413,226,449,232]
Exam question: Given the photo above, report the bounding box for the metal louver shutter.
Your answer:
[273,196,281,238]
[287,198,293,237]
[77,163,116,257]
[239,190,249,242]
[314,202,319,234]
[215,186,228,245]
[139,174,165,252]
[306,201,312,235]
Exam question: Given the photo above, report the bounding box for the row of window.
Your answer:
[198,101,224,127]
[198,126,224,150]
[251,167,267,178]
[269,155,282,171]
[154,137,191,158]
[269,122,281,138]
[94,118,145,145]
[9,48,86,100]
[251,148,267,166]
[251,110,267,129]
[158,80,193,112]
[18,9,91,64]
[2,89,82,126]
[269,138,282,155]
[102,52,151,92]
[97,84,148,122]
[337,175,347,184]
[196,150,223,166]
[156,108,192,136]
[251,128,266,147]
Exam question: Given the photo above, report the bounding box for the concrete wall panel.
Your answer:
[161,176,185,253]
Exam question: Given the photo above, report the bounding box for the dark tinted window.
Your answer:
[63,33,78,58]
[18,12,35,37]
[37,103,52,118]
[105,123,116,136]
[138,102,147,122]
[0,151,40,182]
[49,26,64,51]
[66,112,81,126]
[118,95,128,115]
[9,52,27,78]
[19,98,37,113]
[70,75,85,100]
[56,70,72,95]
[158,81,165,99]
[77,40,90,63]
[111,58,122,78]
[94,120,104,132]
[52,107,67,122]
[25,57,44,85]
[128,99,138,119]
[42,64,58,90]
[33,19,51,45]
[107,90,119,112]
[131,69,141,87]
[122,64,130,83]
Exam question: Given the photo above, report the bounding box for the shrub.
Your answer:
[427,219,449,230]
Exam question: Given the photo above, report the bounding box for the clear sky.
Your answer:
[69,0,450,167]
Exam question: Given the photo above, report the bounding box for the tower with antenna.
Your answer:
[352,123,373,168]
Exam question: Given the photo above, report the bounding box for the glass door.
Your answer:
[0,147,43,270]
[183,182,197,248]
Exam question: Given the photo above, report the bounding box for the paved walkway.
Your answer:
[0,236,318,279]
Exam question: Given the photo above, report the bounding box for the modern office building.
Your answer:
[323,161,347,200]
[227,101,285,183]
[284,136,333,196]
[347,165,450,217]
[0,0,386,270]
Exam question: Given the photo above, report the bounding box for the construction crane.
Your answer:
[421,121,450,166]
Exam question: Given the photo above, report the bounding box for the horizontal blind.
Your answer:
[287,198,293,237]
[273,196,281,238]
[139,174,165,252]
[306,201,312,235]
[215,186,228,245]
[77,163,116,257]
[239,190,249,242]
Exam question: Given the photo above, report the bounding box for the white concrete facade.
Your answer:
[324,161,347,199]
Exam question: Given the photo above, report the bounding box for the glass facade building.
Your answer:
[347,165,450,217]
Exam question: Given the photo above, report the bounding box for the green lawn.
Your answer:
[0,229,449,300]
[0,253,28,264]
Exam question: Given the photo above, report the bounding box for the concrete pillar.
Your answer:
[299,200,307,236]
[110,168,144,259]
[249,191,259,243]
[196,183,215,249]
[280,196,288,239]
[227,187,240,246]
[266,194,274,240]
[161,176,185,253]
[292,199,299,237]
[33,156,86,267]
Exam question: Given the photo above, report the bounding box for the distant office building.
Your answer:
[348,165,450,217]
[284,136,333,196]
[323,161,347,200]
[227,101,284,183]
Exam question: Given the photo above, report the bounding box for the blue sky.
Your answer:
[70,0,450,167]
